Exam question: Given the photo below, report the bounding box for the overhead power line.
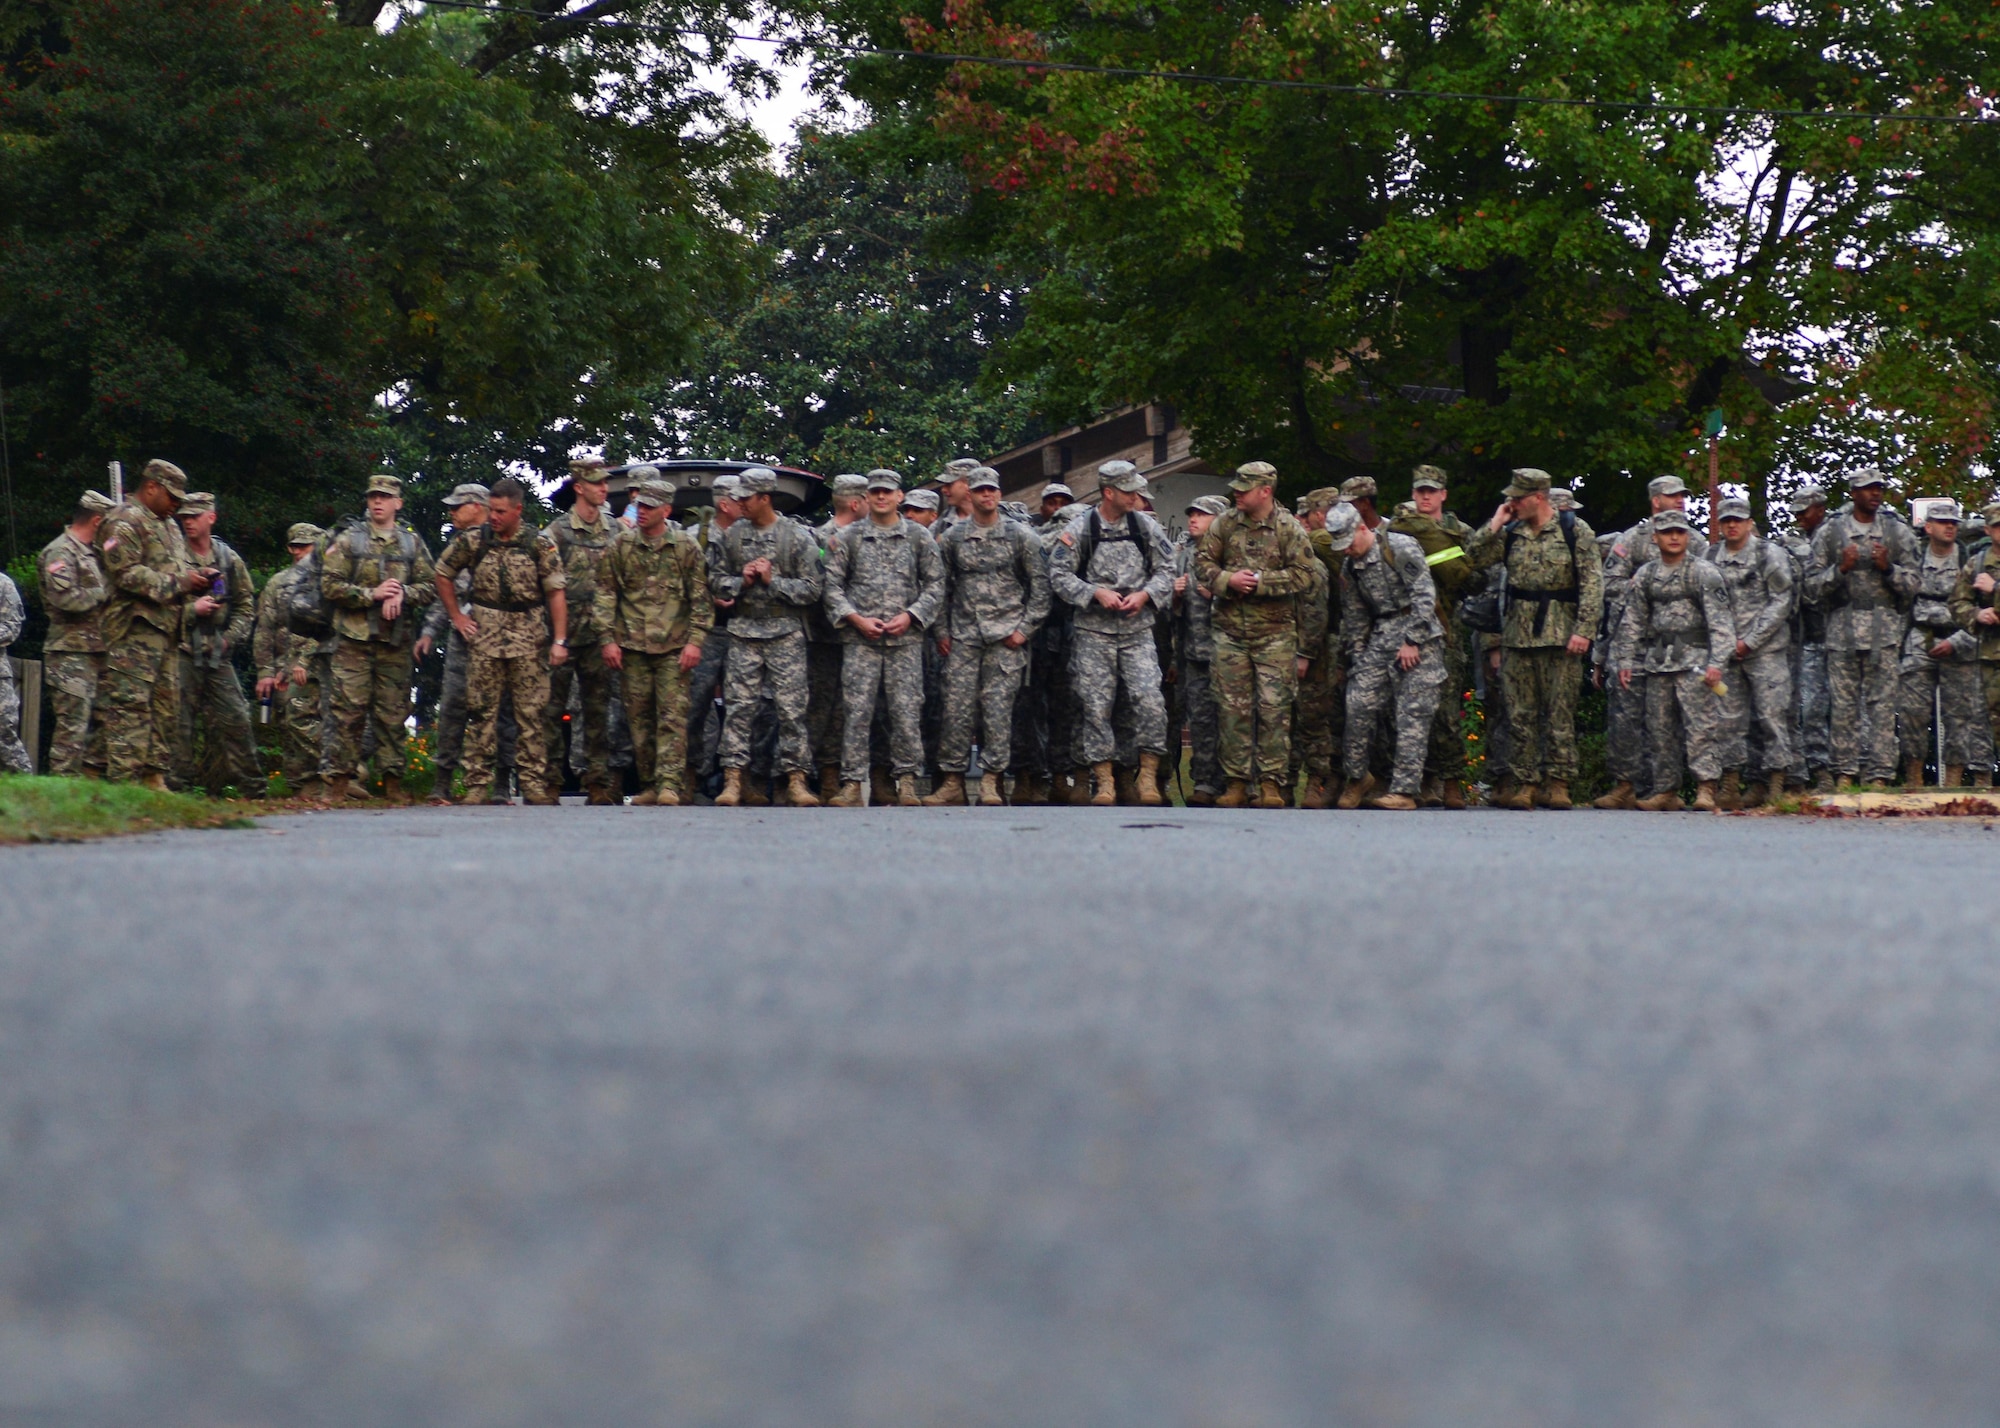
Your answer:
[413,0,1996,126]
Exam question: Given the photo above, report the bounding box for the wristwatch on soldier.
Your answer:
[552,637,568,648]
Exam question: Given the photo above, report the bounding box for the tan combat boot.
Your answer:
[1944,764,1965,789]
[1136,753,1165,807]
[630,789,659,806]
[896,775,921,806]
[1903,757,1926,790]
[585,784,617,807]
[1336,773,1375,810]
[1186,786,1216,807]
[819,764,842,801]
[1114,766,1138,805]
[1418,776,1443,809]
[830,780,864,807]
[1691,780,1719,812]
[1257,780,1288,809]
[714,768,744,806]
[1214,780,1249,808]
[1493,774,1516,806]
[1441,779,1468,810]
[1368,791,1418,810]
[655,787,681,807]
[140,771,171,793]
[742,776,771,807]
[871,767,896,807]
[979,772,1005,806]
[786,771,820,807]
[924,773,966,806]
[1593,780,1636,810]
[1500,782,1538,810]
[1975,768,1994,789]
[1635,789,1681,811]
[1766,772,1787,805]
[1090,761,1117,806]
[457,784,490,806]
[1811,768,1835,794]
[1531,782,1552,808]
[325,774,352,801]
[1299,776,1331,809]
[1067,768,1097,805]
[1015,773,1044,805]
[1716,770,1741,811]
[1543,779,1573,810]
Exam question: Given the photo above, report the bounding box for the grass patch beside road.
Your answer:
[0,775,255,845]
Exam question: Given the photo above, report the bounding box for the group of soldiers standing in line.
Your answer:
[6,450,1998,813]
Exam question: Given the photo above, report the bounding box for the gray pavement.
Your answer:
[3,805,2000,1427]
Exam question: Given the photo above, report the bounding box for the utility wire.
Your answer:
[413,0,1997,126]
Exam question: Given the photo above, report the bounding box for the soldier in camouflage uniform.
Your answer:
[1049,462,1176,805]
[1803,468,1920,788]
[433,476,568,805]
[1466,468,1603,809]
[1172,495,1228,804]
[597,476,713,805]
[36,490,116,776]
[418,485,515,802]
[1594,475,1709,807]
[1610,508,1735,811]
[98,460,208,789]
[1705,497,1797,808]
[1897,500,1989,788]
[1949,501,2000,788]
[1011,496,1080,804]
[709,467,823,806]
[823,469,944,806]
[807,474,867,797]
[544,457,624,804]
[929,457,979,543]
[253,523,328,796]
[320,474,436,801]
[1320,502,1445,809]
[1194,460,1322,809]
[0,571,29,773]
[1389,466,1477,808]
[1779,487,1832,790]
[170,492,261,794]
[929,466,1051,805]
[1288,487,1346,808]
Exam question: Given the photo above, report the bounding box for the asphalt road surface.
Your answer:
[4,805,2000,1428]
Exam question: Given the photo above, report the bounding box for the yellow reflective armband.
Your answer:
[1425,545,1467,566]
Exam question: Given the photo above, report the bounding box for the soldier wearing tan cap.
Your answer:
[252,523,330,797]
[1949,500,2000,787]
[36,491,118,776]
[172,491,261,793]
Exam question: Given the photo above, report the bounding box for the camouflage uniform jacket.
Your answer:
[1467,515,1603,648]
[1193,506,1321,642]
[1703,535,1794,655]
[823,517,945,647]
[596,524,713,654]
[0,572,21,651]
[545,507,622,645]
[710,516,823,639]
[435,525,564,659]
[320,521,436,647]
[253,564,319,679]
[97,500,191,644]
[1906,543,1972,658]
[1338,530,1443,655]
[1778,527,1826,645]
[1386,509,1477,619]
[179,537,255,668]
[1603,516,1710,602]
[1803,508,1919,651]
[1949,543,2000,662]
[1610,557,1736,674]
[936,515,1051,645]
[807,515,863,641]
[37,529,109,653]
[1049,509,1176,636]
[1173,539,1215,663]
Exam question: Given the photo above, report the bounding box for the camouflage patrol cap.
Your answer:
[1410,465,1448,492]
[1925,499,1962,523]
[1229,460,1278,492]
[829,473,868,497]
[568,455,609,478]
[1298,486,1341,515]
[1098,459,1148,494]
[1983,500,2000,527]
[900,489,940,512]
[1549,488,1580,512]
[442,483,490,507]
[632,478,676,508]
[1647,474,1689,498]
[1849,467,1888,489]
[711,473,746,501]
[1322,501,1362,552]
[141,459,187,498]
[79,489,117,514]
[176,491,215,516]
[1716,497,1753,521]
[1187,494,1229,518]
[938,457,980,486]
[739,466,779,496]
[1339,475,1378,502]
[625,463,662,485]
[865,468,904,492]
[1652,508,1694,532]
[1001,501,1031,521]
[286,522,322,546]
[1503,468,1553,498]
[365,473,402,498]
[969,466,1002,491]
[1040,483,1074,502]
[1787,484,1828,513]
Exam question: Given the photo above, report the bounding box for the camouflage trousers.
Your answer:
[620,649,692,795]
[1211,628,1298,784]
[1826,645,1900,783]
[1478,645,1510,776]
[1897,647,1993,769]
[466,650,552,798]
[806,639,845,770]
[43,650,106,776]
[1983,664,2000,775]
[1290,637,1343,780]
[1604,671,1650,791]
[1646,668,1726,786]
[921,634,946,780]
[1717,645,1795,777]
[1794,643,1832,775]
[1498,647,1583,784]
[841,639,926,781]
[0,661,29,773]
[437,632,516,778]
[1344,635,1446,796]
[174,654,261,793]
[277,659,325,783]
[547,639,617,792]
[1178,658,1221,795]
[1069,629,1167,764]
[721,631,809,775]
[1010,629,1072,777]
[101,625,180,782]
[328,638,414,779]
[1423,627,1470,781]
[940,637,1029,774]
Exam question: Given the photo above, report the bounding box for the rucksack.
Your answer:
[284,517,363,638]
[1070,509,1159,583]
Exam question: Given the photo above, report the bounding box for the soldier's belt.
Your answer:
[1507,584,1578,636]
[474,598,544,614]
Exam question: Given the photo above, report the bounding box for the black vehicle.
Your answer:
[551,460,828,520]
